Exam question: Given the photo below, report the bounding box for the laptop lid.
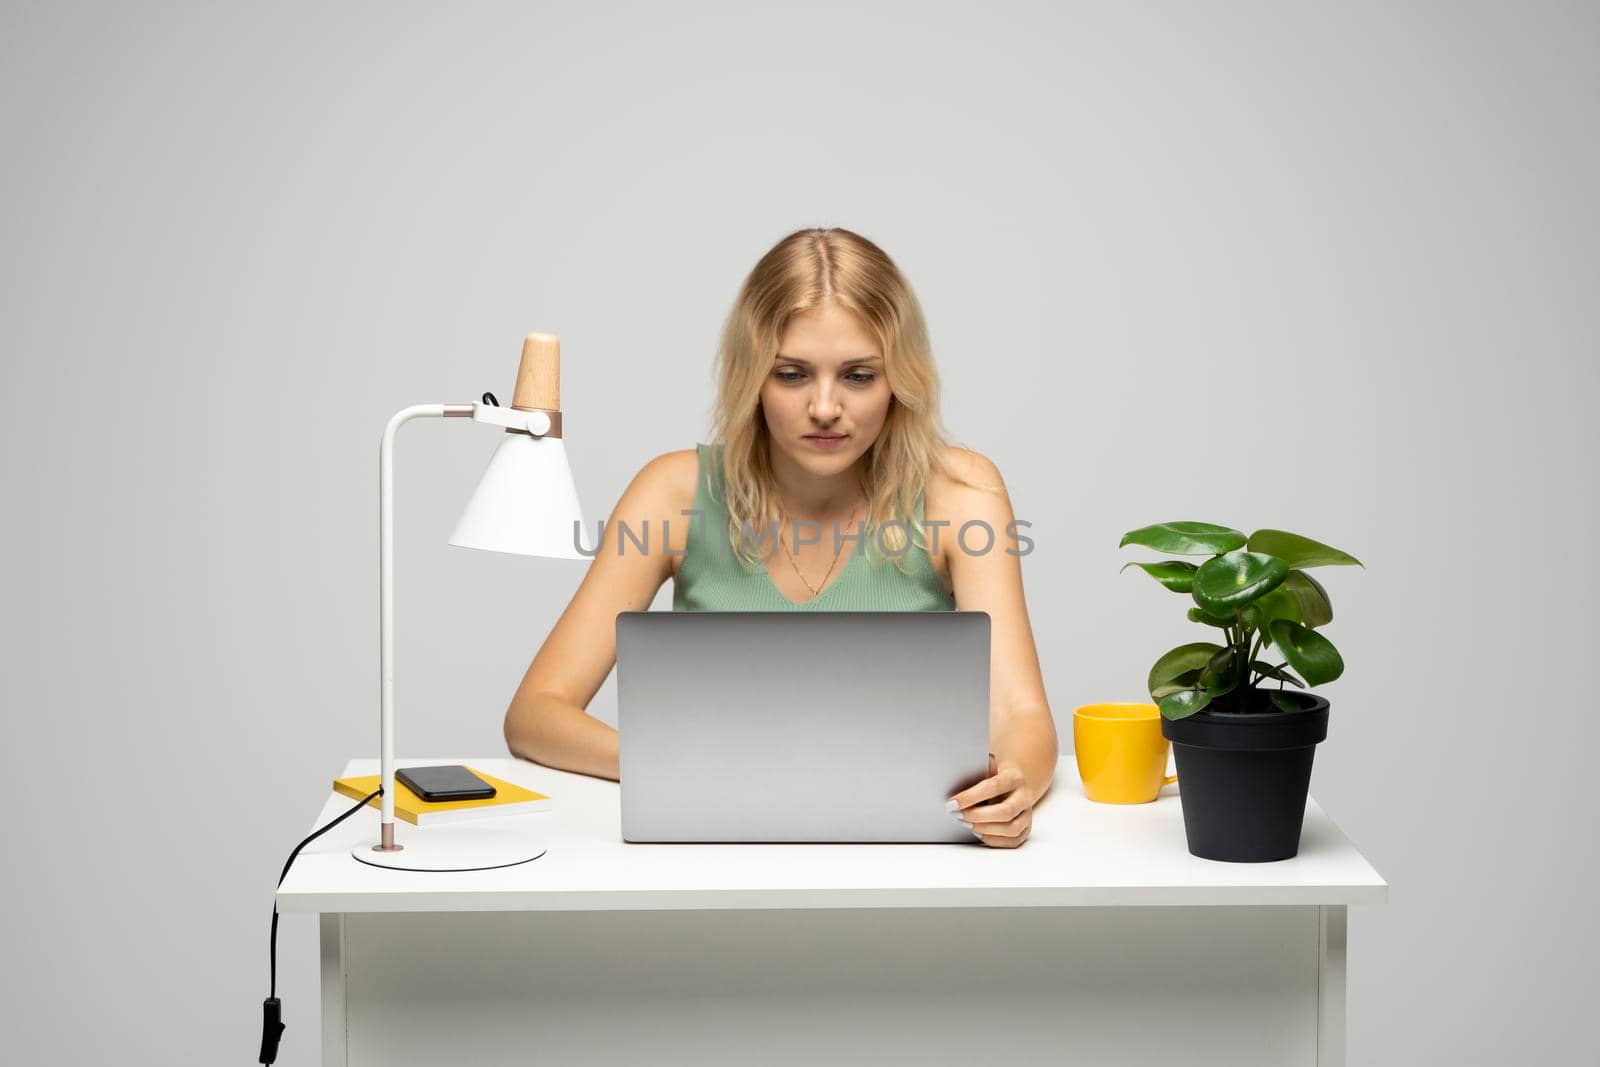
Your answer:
[616,610,991,843]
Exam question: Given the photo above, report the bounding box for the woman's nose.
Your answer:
[809,383,843,420]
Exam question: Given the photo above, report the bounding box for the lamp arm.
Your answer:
[375,403,473,850]
[374,396,562,851]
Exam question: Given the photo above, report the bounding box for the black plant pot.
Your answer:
[1161,691,1330,862]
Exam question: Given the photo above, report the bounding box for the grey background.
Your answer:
[2,1,1594,1063]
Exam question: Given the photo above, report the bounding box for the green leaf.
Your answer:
[1250,660,1305,687]
[1269,690,1304,712]
[1187,605,1238,628]
[1192,550,1291,615]
[1267,620,1345,686]
[1249,585,1304,643]
[1120,522,1247,556]
[1160,689,1213,720]
[1280,570,1333,627]
[1119,559,1199,593]
[1198,645,1242,697]
[1147,643,1223,693]
[1151,668,1203,701]
[1247,529,1363,569]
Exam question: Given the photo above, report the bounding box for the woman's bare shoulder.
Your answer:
[634,448,700,514]
[925,445,1005,507]
[922,446,1005,581]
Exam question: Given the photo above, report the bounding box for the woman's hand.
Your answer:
[947,753,1036,848]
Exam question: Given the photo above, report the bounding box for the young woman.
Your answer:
[504,227,1057,847]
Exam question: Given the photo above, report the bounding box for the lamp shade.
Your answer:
[449,432,593,559]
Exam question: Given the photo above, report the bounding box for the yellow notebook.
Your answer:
[332,767,552,826]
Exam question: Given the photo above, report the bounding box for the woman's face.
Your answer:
[760,302,892,480]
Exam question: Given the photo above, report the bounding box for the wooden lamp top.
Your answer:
[512,332,560,411]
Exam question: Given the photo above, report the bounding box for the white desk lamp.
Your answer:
[354,332,591,872]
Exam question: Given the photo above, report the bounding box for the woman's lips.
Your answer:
[803,433,848,450]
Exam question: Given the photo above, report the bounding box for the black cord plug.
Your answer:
[261,787,380,1065]
[258,997,284,1064]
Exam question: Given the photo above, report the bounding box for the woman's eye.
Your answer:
[773,369,876,384]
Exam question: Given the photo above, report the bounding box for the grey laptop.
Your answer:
[616,610,991,843]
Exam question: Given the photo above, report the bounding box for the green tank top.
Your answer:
[672,443,956,612]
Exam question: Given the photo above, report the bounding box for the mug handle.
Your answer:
[1163,772,1178,786]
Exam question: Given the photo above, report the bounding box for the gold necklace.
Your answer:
[778,495,863,596]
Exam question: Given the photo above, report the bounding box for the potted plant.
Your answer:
[1119,522,1363,862]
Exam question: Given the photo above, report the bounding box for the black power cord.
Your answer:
[260,787,381,1065]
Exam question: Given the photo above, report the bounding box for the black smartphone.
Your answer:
[395,764,496,802]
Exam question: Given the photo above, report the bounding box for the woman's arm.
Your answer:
[504,450,695,780]
[940,448,1059,844]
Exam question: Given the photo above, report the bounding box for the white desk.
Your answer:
[279,755,1387,1067]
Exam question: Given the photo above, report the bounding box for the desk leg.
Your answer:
[320,913,347,1067]
[1318,904,1347,1067]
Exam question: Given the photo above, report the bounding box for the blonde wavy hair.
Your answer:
[707,226,993,574]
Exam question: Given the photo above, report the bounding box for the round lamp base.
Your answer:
[351,822,547,872]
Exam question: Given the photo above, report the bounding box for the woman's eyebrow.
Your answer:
[774,354,883,366]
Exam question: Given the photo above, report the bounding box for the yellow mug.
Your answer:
[1073,702,1178,804]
